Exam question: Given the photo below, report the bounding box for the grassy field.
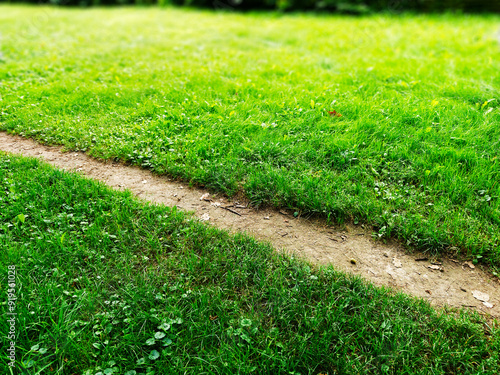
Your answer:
[0,152,499,374]
[0,6,499,266]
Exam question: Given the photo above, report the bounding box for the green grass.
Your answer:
[0,5,499,266]
[0,152,499,374]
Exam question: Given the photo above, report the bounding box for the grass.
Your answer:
[1,6,500,266]
[0,152,499,374]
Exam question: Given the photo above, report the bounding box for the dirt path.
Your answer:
[1,132,499,317]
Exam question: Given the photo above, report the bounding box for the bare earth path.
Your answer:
[1,132,499,317]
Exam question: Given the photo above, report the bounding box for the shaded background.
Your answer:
[0,0,499,13]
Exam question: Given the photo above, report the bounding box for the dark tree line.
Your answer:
[1,0,499,13]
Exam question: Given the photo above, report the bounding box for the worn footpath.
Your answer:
[1,132,498,317]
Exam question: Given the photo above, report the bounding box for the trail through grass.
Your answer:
[1,152,499,374]
[0,6,499,264]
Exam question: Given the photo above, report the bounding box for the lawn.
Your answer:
[1,152,499,374]
[0,5,499,266]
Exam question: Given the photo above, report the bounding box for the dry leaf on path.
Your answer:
[392,258,402,268]
[200,213,210,221]
[483,302,493,308]
[428,265,443,271]
[472,290,489,302]
[200,193,210,201]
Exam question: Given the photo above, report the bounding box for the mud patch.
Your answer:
[1,132,499,317]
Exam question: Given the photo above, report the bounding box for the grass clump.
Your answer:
[1,153,499,374]
[0,6,499,265]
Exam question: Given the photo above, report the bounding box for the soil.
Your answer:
[1,132,499,318]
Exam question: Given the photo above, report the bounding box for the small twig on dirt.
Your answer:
[280,232,288,237]
[415,257,428,262]
[328,237,338,242]
[220,206,242,216]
